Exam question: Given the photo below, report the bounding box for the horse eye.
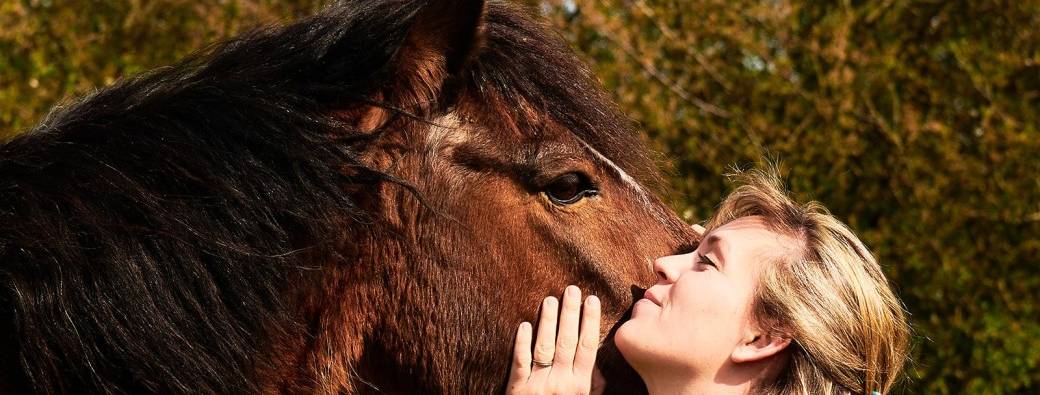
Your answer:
[544,173,597,205]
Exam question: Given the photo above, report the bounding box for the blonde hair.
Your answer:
[703,166,910,395]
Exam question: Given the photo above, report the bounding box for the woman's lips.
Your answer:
[642,288,663,307]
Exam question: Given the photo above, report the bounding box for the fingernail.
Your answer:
[566,285,578,297]
[520,322,531,331]
[587,295,599,306]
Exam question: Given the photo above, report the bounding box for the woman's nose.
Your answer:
[653,253,694,283]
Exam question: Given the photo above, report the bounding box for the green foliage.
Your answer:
[0,0,322,139]
[2,1,1038,393]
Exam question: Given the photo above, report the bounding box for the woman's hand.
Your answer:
[507,285,601,395]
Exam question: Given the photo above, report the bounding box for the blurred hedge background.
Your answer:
[1,1,1037,393]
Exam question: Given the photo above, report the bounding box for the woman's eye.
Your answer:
[544,172,598,205]
[698,254,717,269]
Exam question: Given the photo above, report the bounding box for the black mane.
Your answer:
[0,1,657,393]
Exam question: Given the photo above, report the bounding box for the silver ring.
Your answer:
[532,359,553,368]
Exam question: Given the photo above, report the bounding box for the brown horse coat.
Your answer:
[0,0,696,393]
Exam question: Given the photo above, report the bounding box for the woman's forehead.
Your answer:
[707,216,800,260]
[708,215,771,236]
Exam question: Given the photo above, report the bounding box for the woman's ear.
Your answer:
[730,328,792,364]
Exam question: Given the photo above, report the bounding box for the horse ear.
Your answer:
[391,0,487,109]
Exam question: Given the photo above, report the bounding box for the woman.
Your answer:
[506,168,910,394]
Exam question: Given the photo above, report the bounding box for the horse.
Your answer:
[0,0,696,393]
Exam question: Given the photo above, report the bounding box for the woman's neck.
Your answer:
[644,375,751,395]
[640,361,770,395]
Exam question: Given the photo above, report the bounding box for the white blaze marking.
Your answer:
[424,114,467,149]
[576,137,671,225]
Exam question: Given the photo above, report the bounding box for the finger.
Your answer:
[530,296,559,376]
[573,295,601,378]
[551,286,582,370]
[692,223,707,236]
[507,322,533,388]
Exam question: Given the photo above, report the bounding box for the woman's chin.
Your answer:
[614,322,633,358]
[614,319,649,367]
[611,320,644,355]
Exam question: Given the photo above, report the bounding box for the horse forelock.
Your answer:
[451,1,664,191]
[423,3,671,229]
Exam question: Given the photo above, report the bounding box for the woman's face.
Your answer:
[615,216,795,378]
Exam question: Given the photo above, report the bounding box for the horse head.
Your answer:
[0,0,695,393]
